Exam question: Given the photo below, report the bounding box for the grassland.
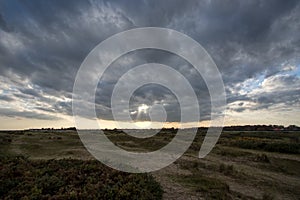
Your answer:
[0,129,299,199]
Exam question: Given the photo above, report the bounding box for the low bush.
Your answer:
[219,164,235,176]
[254,154,270,163]
[229,140,300,154]
[0,156,163,200]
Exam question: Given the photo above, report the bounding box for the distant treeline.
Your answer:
[26,125,300,132]
[28,127,77,131]
[161,125,300,132]
[221,125,300,131]
[105,125,300,132]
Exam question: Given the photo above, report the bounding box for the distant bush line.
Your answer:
[228,140,300,154]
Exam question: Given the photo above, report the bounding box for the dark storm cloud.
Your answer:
[0,13,10,32]
[230,87,300,113]
[253,89,300,111]
[0,0,299,121]
[0,107,60,120]
[94,50,211,121]
[19,88,42,98]
[53,101,72,116]
[0,95,14,102]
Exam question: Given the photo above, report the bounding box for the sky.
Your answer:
[0,0,299,130]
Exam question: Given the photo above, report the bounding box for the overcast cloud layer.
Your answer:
[0,0,299,128]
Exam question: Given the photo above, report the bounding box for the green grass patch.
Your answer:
[171,173,230,199]
[212,146,253,157]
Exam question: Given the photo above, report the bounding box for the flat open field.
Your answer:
[1,129,300,199]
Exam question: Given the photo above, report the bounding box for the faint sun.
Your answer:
[138,104,149,113]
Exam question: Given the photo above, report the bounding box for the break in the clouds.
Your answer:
[0,0,299,129]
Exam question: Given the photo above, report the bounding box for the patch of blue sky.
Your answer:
[0,84,21,98]
[280,63,300,77]
[295,64,300,77]
[240,73,265,94]
[1,89,9,95]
